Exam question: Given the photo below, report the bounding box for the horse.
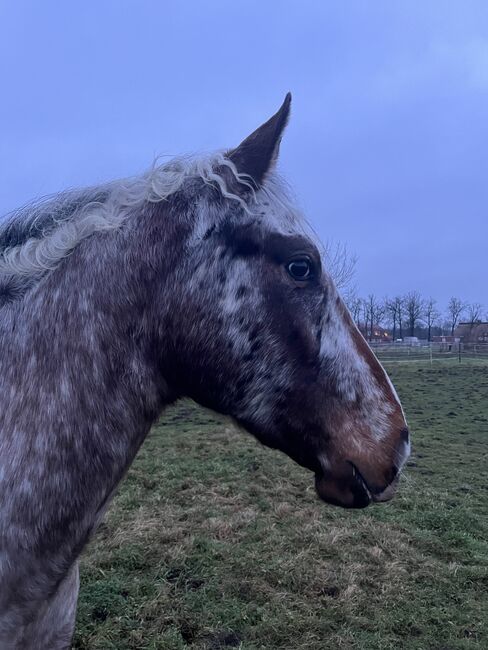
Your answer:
[0,94,409,649]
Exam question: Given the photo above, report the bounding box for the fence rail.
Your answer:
[369,342,488,364]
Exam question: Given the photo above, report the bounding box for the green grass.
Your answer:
[73,364,488,650]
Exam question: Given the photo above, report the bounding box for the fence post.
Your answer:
[430,344,433,366]
[458,343,461,363]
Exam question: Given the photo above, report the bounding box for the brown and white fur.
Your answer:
[0,94,409,648]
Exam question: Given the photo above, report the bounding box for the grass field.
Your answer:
[73,363,488,650]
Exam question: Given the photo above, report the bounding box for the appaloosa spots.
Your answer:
[0,94,408,649]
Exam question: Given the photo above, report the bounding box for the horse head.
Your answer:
[162,95,409,508]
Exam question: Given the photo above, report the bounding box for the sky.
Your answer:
[0,1,486,311]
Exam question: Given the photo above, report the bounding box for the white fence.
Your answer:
[369,342,488,365]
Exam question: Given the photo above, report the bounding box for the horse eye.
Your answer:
[286,257,313,281]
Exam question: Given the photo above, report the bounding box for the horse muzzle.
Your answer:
[315,440,409,508]
[314,425,410,508]
[314,462,399,508]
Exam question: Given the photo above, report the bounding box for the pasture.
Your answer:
[73,362,488,650]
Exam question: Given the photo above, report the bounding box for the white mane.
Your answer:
[0,153,256,288]
[0,148,308,306]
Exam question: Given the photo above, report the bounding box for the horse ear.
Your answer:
[227,93,291,188]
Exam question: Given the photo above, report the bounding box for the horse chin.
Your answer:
[314,466,372,509]
[314,460,401,509]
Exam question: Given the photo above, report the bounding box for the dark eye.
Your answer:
[286,257,313,281]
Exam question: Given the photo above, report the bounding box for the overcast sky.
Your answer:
[1,1,486,309]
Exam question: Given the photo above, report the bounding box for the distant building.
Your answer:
[432,335,460,343]
[432,334,461,351]
[359,325,392,342]
[454,322,488,344]
[403,336,421,346]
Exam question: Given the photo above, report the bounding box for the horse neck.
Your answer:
[0,209,178,576]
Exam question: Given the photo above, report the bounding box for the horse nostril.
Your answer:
[400,427,410,444]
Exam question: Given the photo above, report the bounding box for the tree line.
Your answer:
[345,293,486,341]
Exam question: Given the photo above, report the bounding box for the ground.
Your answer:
[73,361,488,650]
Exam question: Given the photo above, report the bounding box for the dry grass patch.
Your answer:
[74,365,488,649]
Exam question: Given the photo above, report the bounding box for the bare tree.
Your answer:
[383,297,394,338]
[404,291,424,337]
[422,298,440,342]
[361,299,370,339]
[375,299,386,338]
[323,242,358,291]
[466,302,483,324]
[385,296,404,341]
[446,297,467,335]
[396,296,404,339]
[345,294,362,325]
[363,294,384,340]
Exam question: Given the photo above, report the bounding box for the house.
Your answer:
[454,322,488,344]
[432,334,461,351]
[432,335,460,344]
[403,336,421,347]
[359,325,392,342]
